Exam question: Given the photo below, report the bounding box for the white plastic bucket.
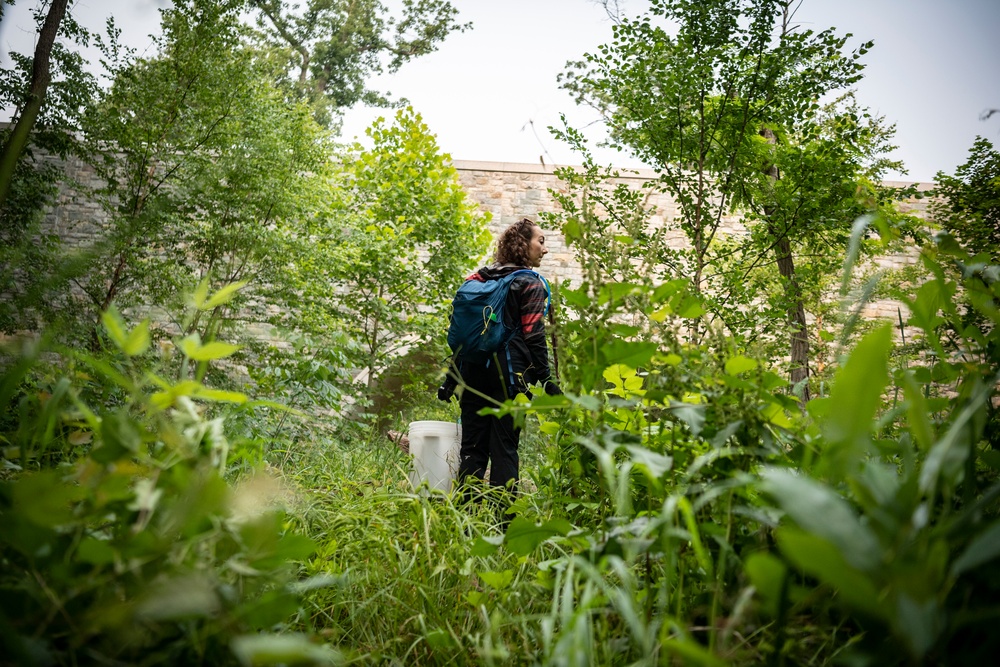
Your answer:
[407,420,462,492]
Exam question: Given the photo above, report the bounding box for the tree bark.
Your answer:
[0,0,69,211]
[761,127,811,402]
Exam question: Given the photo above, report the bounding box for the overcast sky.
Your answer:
[2,0,997,182]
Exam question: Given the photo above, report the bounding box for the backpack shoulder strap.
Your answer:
[506,269,551,317]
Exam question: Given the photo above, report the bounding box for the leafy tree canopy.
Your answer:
[247,0,470,126]
[933,136,1000,263]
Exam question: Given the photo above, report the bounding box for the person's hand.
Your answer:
[543,380,562,396]
[437,376,457,402]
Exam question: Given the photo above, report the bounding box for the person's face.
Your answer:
[527,225,548,267]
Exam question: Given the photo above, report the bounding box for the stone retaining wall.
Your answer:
[26,154,935,325]
[453,160,934,323]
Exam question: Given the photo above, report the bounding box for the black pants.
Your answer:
[457,359,522,499]
[458,396,521,493]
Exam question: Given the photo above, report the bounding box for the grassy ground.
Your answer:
[276,418,565,665]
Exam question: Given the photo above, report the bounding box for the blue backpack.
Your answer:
[447,269,550,365]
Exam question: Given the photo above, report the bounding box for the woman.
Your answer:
[439,218,561,507]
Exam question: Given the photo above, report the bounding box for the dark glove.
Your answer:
[437,375,458,402]
[543,380,563,396]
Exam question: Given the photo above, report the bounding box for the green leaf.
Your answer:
[951,521,1000,576]
[194,387,249,403]
[676,293,706,319]
[677,497,712,576]
[562,218,582,243]
[901,370,935,450]
[840,214,873,296]
[122,318,151,357]
[599,341,658,369]
[11,470,85,527]
[670,401,705,437]
[477,569,514,589]
[100,307,128,350]
[231,633,342,666]
[623,445,673,480]
[93,410,142,464]
[821,324,892,477]
[603,364,645,397]
[660,637,728,667]
[424,627,455,650]
[192,277,211,310]
[77,537,116,566]
[179,336,241,361]
[504,517,573,556]
[471,535,502,557]
[135,573,220,620]
[775,527,883,619]
[920,380,993,496]
[760,468,881,573]
[744,552,787,617]
[893,594,942,659]
[724,355,758,376]
[202,280,249,310]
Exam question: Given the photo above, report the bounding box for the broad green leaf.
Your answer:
[465,590,488,607]
[179,336,241,361]
[603,364,645,397]
[599,341,658,369]
[538,421,561,435]
[135,573,219,620]
[744,552,787,617]
[761,468,881,572]
[202,280,249,310]
[894,594,942,659]
[100,307,128,350]
[649,306,671,323]
[562,218,582,243]
[670,401,705,437]
[470,535,502,557]
[149,380,203,409]
[761,401,793,429]
[93,410,142,464]
[775,527,883,619]
[724,355,758,376]
[660,638,728,667]
[477,569,514,589]
[920,380,992,496]
[424,628,455,650]
[195,387,249,403]
[677,294,706,319]
[231,633,342,666]
[951,521,1000,576]
[77,537,116,565]
[840,214,873,296]
[529,393,572,409]
[908,279,948,334]
[677,497,712,576]
[504,517,573,556]
[821,324,892,476]
[901,370,935,450]
[11,470,85,527]
[192,277,211,309]
[623,445,673,480]
[122,318,151,356]
[566,392,602,412]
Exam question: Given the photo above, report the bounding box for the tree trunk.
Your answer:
[0,0,69,211]
[760,127,811,402]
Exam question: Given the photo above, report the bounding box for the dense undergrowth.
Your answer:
[3,223,999,666]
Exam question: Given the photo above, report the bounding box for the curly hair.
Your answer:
[494,218,538,266]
